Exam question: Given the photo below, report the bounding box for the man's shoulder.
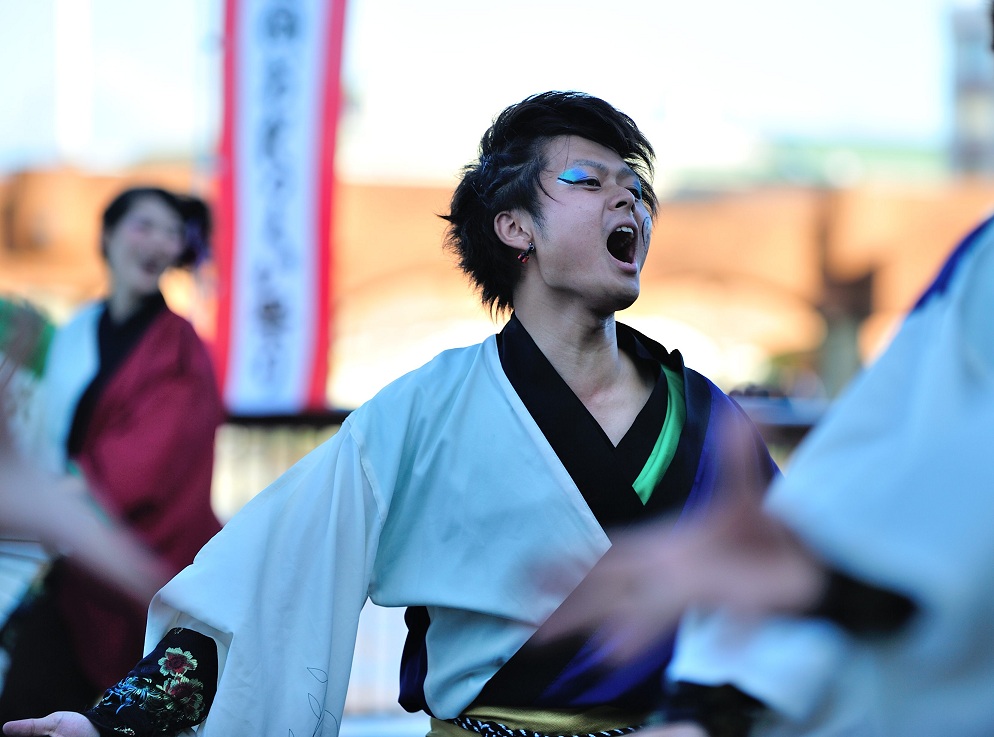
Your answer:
[355,337,497,418]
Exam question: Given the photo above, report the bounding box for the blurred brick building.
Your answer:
[4,164,994,400]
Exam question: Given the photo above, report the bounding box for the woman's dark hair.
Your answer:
[442,91,658,315]
[101,186,212,268]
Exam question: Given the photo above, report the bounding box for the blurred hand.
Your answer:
[537,494,829,663]
[3,712,98,737]
[1,313,171,605]
[0,449,172,606]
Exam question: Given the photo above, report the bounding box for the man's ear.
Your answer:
[494,210,534,253]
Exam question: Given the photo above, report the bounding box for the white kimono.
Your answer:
[37,302,102,472]
[669,216,994,736]
[147,335,613,735]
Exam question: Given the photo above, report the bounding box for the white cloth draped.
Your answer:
[670,218,994,736]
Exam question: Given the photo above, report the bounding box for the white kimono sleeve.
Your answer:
[146,419,385,736]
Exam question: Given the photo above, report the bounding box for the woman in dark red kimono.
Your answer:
[0,187,224,719]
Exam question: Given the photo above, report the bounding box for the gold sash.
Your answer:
[427,705,649,736]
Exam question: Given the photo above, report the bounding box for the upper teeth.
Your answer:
[616,226,633,235]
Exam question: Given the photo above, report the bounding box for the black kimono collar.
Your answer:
[66,292,168,457]
[496,313,698,531]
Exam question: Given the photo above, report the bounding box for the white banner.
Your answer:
[215,0,346,414]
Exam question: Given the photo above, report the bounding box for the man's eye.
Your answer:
[558,175,600,187]
[628,186,643,199]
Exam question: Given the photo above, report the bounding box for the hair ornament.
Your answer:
[184,221,209,266]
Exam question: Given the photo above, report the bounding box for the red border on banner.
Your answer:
[307,0,348,410]
[213,0,239,402]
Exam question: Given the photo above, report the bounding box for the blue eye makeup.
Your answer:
[557,168,598,185]
[558,167,642,199]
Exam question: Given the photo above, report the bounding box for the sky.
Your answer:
[0,0,984,185]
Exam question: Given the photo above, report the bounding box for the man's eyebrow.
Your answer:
[567,159,638,180]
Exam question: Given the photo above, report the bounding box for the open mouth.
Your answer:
[607,225,637,264]
[139,258,167,277]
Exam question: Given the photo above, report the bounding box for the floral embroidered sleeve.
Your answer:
[83,627,218,736]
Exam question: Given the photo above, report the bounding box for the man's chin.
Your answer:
[616,286,640,312]
[595,293,639,318]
